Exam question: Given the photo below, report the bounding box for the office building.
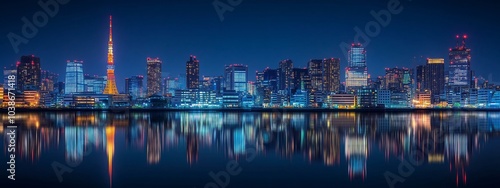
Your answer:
[17,55,41,91]
[345,43,368,92]
[224,64,248,93]
[147,57,162,96]
[125,75,144,100]
[64,60,85,94]
[186,55,200,89]
[323,58,341,93]
[278,59,293,91]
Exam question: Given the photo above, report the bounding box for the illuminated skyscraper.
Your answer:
[147,58,162,96]
[447,35,472,107]
[224,64,248,93]
[186,55,200,89]
[125,75,144,100]
[345,43,368,93]
[41,70,58,92]
[424,58,445,103]
[17,55,41,91]
[323,58,341,93]
[448,35,472,89]
[103,15,119,95]
[308,59,323,92]
[278,59,293,91]
[291,68,308,91]
[64,60,85,94]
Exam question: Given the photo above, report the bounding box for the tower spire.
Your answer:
[103,15,119,95]
[109,15,112,42]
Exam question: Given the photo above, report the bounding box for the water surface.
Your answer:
[2,111,500,187]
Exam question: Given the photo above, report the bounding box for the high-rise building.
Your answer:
[64,60,85,94]
[345,43,368,92]
[424,58,445,103]
[384,68,404,92]
[186,55,200,89]
[291,68,308,92]
[17,55,41,91]
[382,67,414,106]
[125,75,144,100]
[447,35,473,107]
[448,35,472,90]
[323,58,341,93]
[257,68,278,92]
[308,59,323,92]
[103,15,119,95]
[163,77,179,96]
[147,57,162,96]
[278,59,293,91]
[41,70,58,92]
[224,64,248,93]
[416,65,425,92]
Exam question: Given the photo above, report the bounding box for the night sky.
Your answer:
[1,0,499,92]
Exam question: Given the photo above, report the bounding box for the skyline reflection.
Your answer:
[2,111,500,187]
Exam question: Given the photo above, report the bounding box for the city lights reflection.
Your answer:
[2,111,499,187]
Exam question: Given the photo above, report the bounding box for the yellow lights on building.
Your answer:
[327,94,357,109]
[427,58,445,64]
[414,90,432,108]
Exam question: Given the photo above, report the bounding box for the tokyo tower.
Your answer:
[103,15,119,95]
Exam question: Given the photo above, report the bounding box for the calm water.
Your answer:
[2,111,500,188]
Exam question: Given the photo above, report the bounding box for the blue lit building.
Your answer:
[224,64,248,93]
[308,59,323,92]
[85,75,107,94]
[278,59,293,91]
[222,90,240,108]
[125,75,144,100]
[377,90,391,107]
[345,44,368,93]
[448,35,472,90]
[447,35,473,107]
[357,87,378,108]
[291,89,308,108]
[64,60,85,94]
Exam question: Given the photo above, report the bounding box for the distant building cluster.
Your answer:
[1,17,498,109]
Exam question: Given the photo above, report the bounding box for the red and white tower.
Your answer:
[103,15,119,95]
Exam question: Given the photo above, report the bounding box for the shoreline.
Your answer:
[2,107,500,113]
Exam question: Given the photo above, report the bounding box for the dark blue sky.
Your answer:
[1,0,499,92]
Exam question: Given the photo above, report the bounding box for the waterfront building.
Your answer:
[64,60,85,94]
[186,55,200,89]
[147,57,162,96]
[17,55,41,91]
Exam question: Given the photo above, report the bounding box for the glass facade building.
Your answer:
[345,44,368,92]
[224,64,248,93]
[448,35,472,89]
[125,75,144,100]
[64,60,85,94]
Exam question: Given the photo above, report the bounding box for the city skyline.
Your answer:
[2,0,500,93]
